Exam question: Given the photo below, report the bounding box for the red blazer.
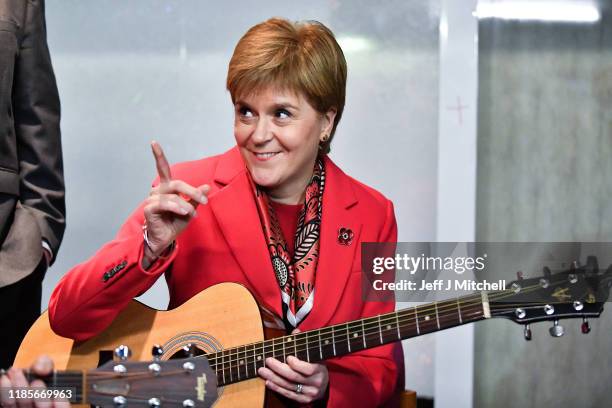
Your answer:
[49,147,403,407]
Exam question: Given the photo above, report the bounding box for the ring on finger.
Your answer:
[295,383,303,394]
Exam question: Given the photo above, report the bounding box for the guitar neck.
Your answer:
[23,370,86,404]
[209,291,493,386]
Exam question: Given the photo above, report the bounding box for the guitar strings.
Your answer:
[208,279,567,378]
[208,303,509,374]
[227,275,567,360]
[209,282,527,362]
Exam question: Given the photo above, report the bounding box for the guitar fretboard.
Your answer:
[24,370,84,403]
[209,292,491,386]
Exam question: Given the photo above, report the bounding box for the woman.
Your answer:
[8,18,402,406]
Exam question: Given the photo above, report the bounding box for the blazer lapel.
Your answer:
[208,148,282,318]
[301,157,362,330]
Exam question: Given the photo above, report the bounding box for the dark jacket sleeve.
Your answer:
[13,0,65,261]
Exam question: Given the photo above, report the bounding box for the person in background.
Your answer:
[0,0,65,369]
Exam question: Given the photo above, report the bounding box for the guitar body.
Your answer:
[14,283,265,408]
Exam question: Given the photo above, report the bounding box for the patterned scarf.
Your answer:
[250,159,325,330]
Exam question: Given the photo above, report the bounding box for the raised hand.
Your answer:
[142,142,209,267]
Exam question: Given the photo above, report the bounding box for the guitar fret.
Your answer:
[415,307,420,334]
[457,297,463,324]
[318,330,323,359]
[345,324,350,353]
[234,347,239,381]
[221,350,226,384]
[235,347,240,381]
[319,327,334,358]
[305,332,310,362]
[378,315,383,344]
[229,348,234,382]
[255,343,262,372]
[251,344,256,376]
[395,312,401,339]
[242,345,247,379]
[282,337,286,362]
[362,319,367,348]
[435,302,440,330]
[237,347,241,380]
[332,327,337,356]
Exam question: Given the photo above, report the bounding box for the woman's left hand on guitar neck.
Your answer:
[257,329,329,404]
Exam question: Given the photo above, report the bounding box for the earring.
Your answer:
[321,133,330,143]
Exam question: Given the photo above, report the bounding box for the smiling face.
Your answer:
[234,87,336,204]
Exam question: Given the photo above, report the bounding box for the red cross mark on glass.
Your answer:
[447,96,469,125]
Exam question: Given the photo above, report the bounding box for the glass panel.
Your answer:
[476,1,612,406]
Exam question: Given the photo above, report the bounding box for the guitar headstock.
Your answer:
[87,356,217,407]
[489,256,612,338]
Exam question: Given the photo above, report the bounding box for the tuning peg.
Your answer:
[148,397,161,408]
[542,266,552,279]
[581,317,591,334]
[151,344,164,361]
[183,343,196,357]
[114,345,131,361]
[113,395,127,407]
[523,324,532,341]
[549,320,564,337]
[516,271,524,280]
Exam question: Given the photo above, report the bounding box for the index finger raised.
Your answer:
[151,141,172,183]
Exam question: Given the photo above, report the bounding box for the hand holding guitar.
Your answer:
[1,356,69,408]
[257,329,329,404]
[142,142,210,268]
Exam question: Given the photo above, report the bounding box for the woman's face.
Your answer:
[234,87,335,203]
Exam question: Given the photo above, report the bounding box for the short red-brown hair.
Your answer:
[227,18,347,154]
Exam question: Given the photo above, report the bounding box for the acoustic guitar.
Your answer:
[13,258,611,407]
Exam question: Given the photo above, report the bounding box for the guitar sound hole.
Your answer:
[169,345,207,359]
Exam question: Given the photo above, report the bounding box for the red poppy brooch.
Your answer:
[337,227,354,246]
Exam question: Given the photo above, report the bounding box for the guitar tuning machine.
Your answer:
[549,320,564,337]
[113,395,127,407]
[581,317,591,334]
[148,362,161,375]
[523,324,532,341]
[148,398,161,408]
[114,345,131,361]
[152,344,164,361]
[113,364,127,375]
